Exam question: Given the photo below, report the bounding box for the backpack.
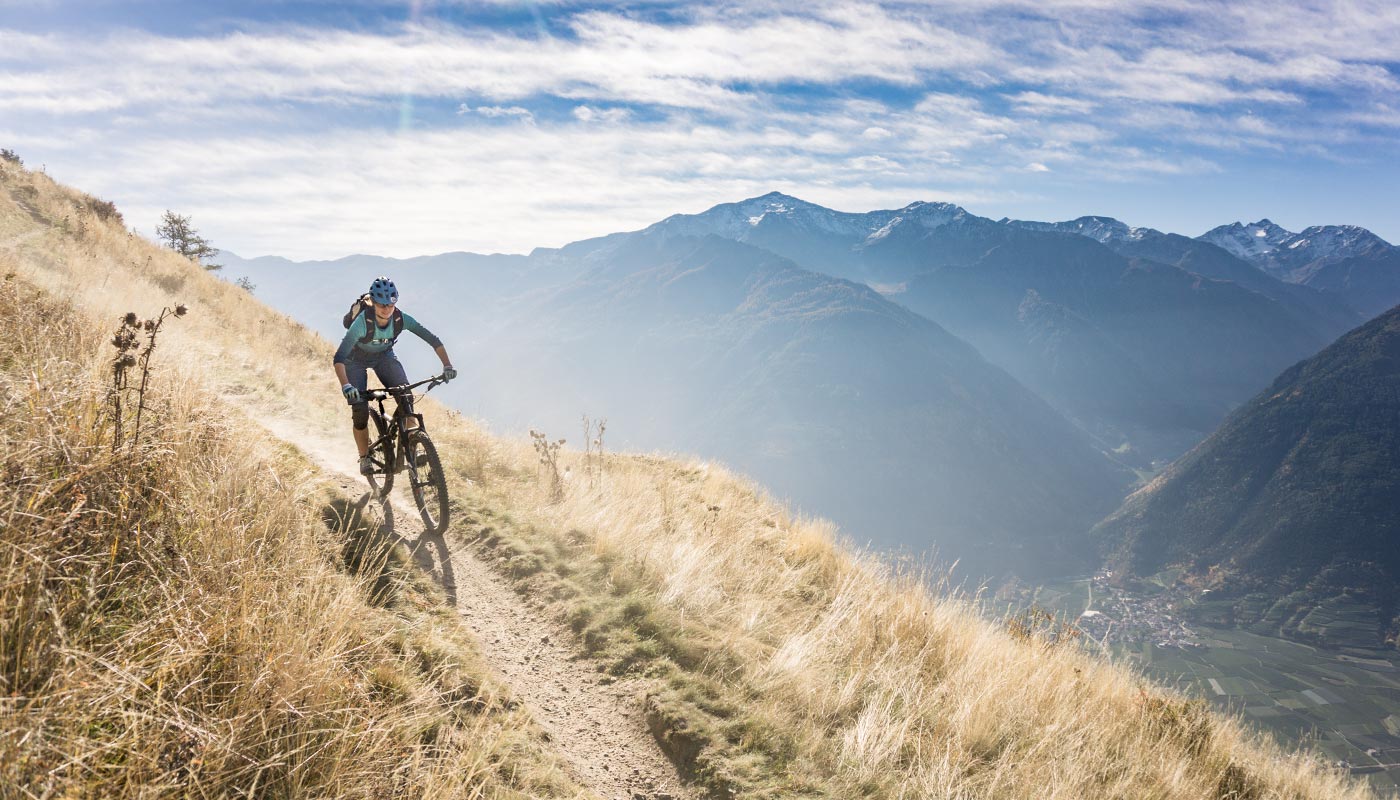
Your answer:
[342,293,404,347]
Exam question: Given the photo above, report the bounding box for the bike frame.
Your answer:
[364,375,443,473]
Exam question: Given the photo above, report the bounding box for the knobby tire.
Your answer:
[405,431,449,534]
[367,408,395,496]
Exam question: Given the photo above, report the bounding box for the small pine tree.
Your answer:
[156,210,222,271]
[0,148,21,166]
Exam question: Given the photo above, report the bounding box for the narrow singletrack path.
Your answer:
[255,414,699,800]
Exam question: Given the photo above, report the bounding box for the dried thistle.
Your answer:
[107,303,189,451]
[529,429,566,500]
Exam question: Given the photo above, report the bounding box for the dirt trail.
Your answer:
[0,187,697,799]
[255,414,699,800]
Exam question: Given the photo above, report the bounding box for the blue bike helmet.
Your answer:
[369,276,398,305]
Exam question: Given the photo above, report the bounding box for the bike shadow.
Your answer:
[322,488,458,607]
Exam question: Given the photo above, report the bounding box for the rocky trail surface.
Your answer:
[256,414,699,800]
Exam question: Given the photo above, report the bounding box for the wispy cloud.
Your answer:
[469,105,537,123]
[22,103,1056,259]
[3,0,1398,254]
[0,7,995,114]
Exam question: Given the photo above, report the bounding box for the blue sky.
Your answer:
[3,0,1398,259]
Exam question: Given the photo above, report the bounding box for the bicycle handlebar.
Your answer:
[364,374,445,400]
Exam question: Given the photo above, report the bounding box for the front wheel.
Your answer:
[404,431,449,534]
[367,408,395,496]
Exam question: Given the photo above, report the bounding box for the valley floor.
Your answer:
[1014,579,1400,794]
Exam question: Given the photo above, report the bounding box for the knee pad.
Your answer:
[351,403,369,430]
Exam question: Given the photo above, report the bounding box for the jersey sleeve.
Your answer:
[333,314,365,365]
[401,312,444,349]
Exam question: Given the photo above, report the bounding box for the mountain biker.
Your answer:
[333,276,456,476]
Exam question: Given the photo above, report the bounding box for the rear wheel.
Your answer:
[404,431,449,533]
[366,408,395,496]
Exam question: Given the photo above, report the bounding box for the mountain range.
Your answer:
[222,192,1398,582]
[1200,219,1400,317]
[619,194,1376,463]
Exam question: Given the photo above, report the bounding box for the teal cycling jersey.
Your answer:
[334,310,442,365]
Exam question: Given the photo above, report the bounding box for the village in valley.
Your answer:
[994,572,1400,792]
[1071,570,1205,650]
[993,568,1204,651]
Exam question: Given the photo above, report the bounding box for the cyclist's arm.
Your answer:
[332,315,365,388]
[333,312,366,367]
[401,313,443,349]
[432,344,452,369]
[402,313,454,371]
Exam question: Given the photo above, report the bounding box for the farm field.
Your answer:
[1013,580,1400,793]
[1140,629,1400,793]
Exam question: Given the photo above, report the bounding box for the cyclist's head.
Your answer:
[369,276,399,306]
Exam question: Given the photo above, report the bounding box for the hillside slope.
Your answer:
[1004,216,1362,341]
[1094,304,1400,648]
[896,225,1331,462]
[0,261,587,794]
[474,230,1132,576]
[0,160,1376,799]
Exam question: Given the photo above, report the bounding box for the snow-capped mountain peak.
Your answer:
[1197,219,1296,261]
[646,193,975,244]
[1286,224,1391,259]
[1199,220,1392,267]
[861,201,968,244]
[999,215,1160,245]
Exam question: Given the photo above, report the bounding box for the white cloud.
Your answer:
[1026,162,1050,172]
[573,105,633,123]
[1350,104,1400,128]
[849,155,903,172]
[1005,92,1096,116]
[474,105,536,122]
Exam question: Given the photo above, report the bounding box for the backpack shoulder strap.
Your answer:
[356,305,377,345]
[357,306,404,347]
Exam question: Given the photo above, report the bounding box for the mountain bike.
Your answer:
[363,375,450,534]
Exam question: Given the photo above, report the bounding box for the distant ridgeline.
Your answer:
[1093,305,1400,650]
[223,193,1399,585]
[1200,219,1400,318]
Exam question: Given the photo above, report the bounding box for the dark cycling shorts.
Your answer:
[345,349,412,428]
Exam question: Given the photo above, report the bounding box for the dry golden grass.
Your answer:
[442,445,1373,799]
[1,159,1377,799]
[0,169,586,798]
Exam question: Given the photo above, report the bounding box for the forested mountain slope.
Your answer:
[1094,304,1400,648]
